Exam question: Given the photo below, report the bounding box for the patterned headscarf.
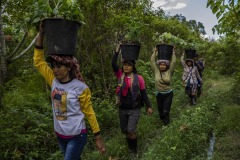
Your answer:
[156,59,170,67]
[47,55,84,82]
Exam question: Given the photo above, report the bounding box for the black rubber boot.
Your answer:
[162,112,170,125]
[197,87,202,97]
[163,117,170,125]
[126,137,138,154]
[189,96,193,105]
[192,96,196,106]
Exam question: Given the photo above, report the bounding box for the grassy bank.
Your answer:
[82,70,240,160]
[1,68,239,160]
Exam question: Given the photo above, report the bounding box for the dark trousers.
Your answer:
[197,85,202,97]
[156,91,173,124]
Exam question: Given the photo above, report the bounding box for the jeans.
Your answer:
[57,133,87,160]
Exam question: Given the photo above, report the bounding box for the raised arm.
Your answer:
[181,52,186,67]
[169,51,176,74]
[33,23,54,86]
[150,47,158,70]
[111,44,120,72]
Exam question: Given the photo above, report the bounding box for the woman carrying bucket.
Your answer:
[33,22,105,159]
[194,53,205,97]
[111,43,153,154]
[151,44,176,125]
[181,50,203,105]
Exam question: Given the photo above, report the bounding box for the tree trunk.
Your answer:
[0,1,7,85]
[0,1,7,107]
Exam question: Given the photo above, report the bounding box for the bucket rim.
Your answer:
[185,49,196,52]
[156,43,174,48]
[42,18,81,26]
[120,44,141,47]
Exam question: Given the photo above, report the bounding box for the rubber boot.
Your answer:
[189,96,193,105]
[197,87,202,97]
[163,117,170,126]
[162,111,170,125]
[192,96,196,106]
[126,137,137,154]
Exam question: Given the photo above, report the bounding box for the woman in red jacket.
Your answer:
[111,44,153,154]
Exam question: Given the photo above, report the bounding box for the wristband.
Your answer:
[94,131,101,137]
[35,45,43,49]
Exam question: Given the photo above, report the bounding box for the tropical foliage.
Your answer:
[207,0,240,100]
[0,0,240,159]
[207,0,240,35]
[26,0,84,24]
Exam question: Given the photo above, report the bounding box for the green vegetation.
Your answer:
[154,32,184,47]
[27,0,84,24]
[1,0,240,159]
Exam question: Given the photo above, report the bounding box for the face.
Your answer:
[50,62,71,82]
[186,60,193,67]
[159,62,167,71]
[123,63,133,74]
[194,57,198,62]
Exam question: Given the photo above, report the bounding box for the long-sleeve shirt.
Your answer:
[195,60,204,78]
[181,54,202,84]
[151,50,176,92]
[111,52,152,108]
[34,48,100,136]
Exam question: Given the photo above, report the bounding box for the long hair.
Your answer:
[47,55,84,82]
[121,60,137,74]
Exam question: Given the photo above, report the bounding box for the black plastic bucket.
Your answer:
[156,44,173,60]
[43,18,81,55]
[185,49,196,59]
[120,44,141,60]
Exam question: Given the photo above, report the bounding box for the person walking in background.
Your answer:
[181,52,202,106]
[111,44,153,154]
[151,47,176,125]
[33,23,105,160]
[194,53,205,97]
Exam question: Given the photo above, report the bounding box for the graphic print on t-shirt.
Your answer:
[52,88,67,121]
